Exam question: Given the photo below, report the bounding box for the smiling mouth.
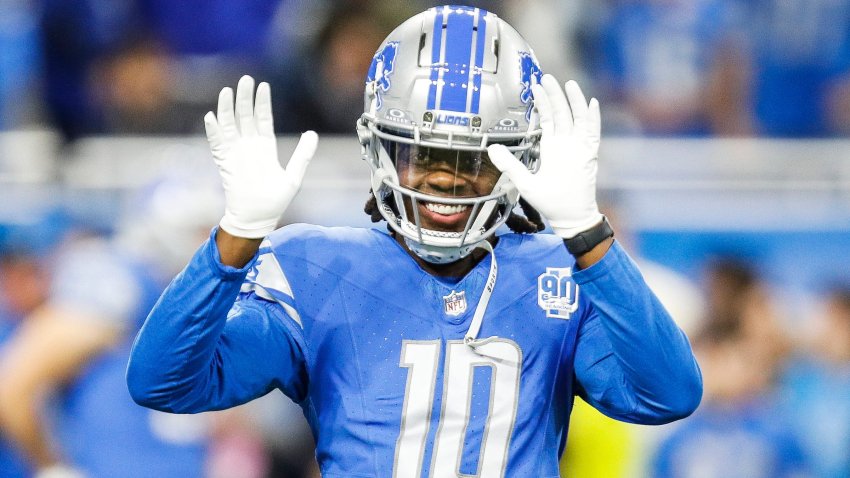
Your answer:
[425,203,469,215]
[415,201,472,230]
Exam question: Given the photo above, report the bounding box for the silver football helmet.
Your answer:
[357,5,542,264]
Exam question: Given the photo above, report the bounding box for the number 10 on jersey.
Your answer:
[393,339,523,478]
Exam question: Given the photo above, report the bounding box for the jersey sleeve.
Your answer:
[127,228,308,413]
[571,241,703,425]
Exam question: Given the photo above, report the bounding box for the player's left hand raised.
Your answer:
[487,74,602,239]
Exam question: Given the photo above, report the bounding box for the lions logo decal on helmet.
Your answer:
[519,52,543,121]
[366,41,399,110]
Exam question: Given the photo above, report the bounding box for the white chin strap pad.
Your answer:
[404,237,478,264]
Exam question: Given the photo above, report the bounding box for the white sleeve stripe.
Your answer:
[253,241,294,298]
[279,302,303,328]
[246,285,303,328]
[239,239,302,328]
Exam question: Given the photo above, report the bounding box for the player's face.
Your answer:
[387,141,502,232]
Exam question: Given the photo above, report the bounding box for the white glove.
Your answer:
[488,74,603,239]
[204,75,318,238]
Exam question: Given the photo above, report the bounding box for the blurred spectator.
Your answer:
[652,319,810,477]
[738,0,850,137]
[779,287,850,477]
[270,1,401,133]
[136,0,289,134]
[0,207,71,333]
[703,257,758,328]
[576,0,750,136]
[0,211,65,327]
[89,38,181,135]
[650,258,808,477]
[270,1,508,134]
[0,173,221,477]
[38,0,146,139]
[0,219,59,478]
[38,0,289,140]
[702,257,790,367]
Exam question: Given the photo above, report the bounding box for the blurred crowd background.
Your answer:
[1,0,850,477]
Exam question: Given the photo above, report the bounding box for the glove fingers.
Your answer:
[217,87,238,141]
[285,131,319,186]
[204,111,223,154]
[531,83,554,138]
[541,74,573,135]
[255,82,275,138]
[564,80,589,131]
[235,75,257,137]
[487,144,532,190]
[588,97,601,148]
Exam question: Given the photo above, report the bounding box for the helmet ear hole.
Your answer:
[529,142,540,161]
[522,142,541,173]
[357,119,371,146]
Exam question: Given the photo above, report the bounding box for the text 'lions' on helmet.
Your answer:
[358,5,543,264]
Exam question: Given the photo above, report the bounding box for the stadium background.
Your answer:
[1,0,849,477]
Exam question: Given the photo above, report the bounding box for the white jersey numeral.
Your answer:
[395,341,442,477]
[393,339,523,478]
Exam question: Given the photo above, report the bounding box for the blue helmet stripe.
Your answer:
[470,9,487,114]
[426,6,445,110]
[437,7,475,112]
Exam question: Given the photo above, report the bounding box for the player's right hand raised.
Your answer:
[204,75,318,239]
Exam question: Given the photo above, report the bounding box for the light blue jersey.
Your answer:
[129,225,702,478]
[48,240,207,478]
[652,398,810,478]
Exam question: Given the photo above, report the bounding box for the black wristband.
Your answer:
[563,216,614,256]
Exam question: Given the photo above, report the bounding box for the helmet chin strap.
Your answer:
[463,241,496,342]
[464,241,516,361]
[408,237,512,361]
[403,236,477,264]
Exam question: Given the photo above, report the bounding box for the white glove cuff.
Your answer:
[550,212,604,240]
[219,215,279,239]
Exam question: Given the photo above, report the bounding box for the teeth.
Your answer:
[425,203,469,215]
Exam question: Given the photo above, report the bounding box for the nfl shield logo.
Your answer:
[443,290,467,316]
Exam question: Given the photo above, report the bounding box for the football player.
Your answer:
[0,176,216,478]
[128,5,702,476]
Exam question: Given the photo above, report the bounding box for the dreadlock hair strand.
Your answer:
[505,213,537,234]
[505,197,545,234]
[364,191,383,223]
[520,198,545,230]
